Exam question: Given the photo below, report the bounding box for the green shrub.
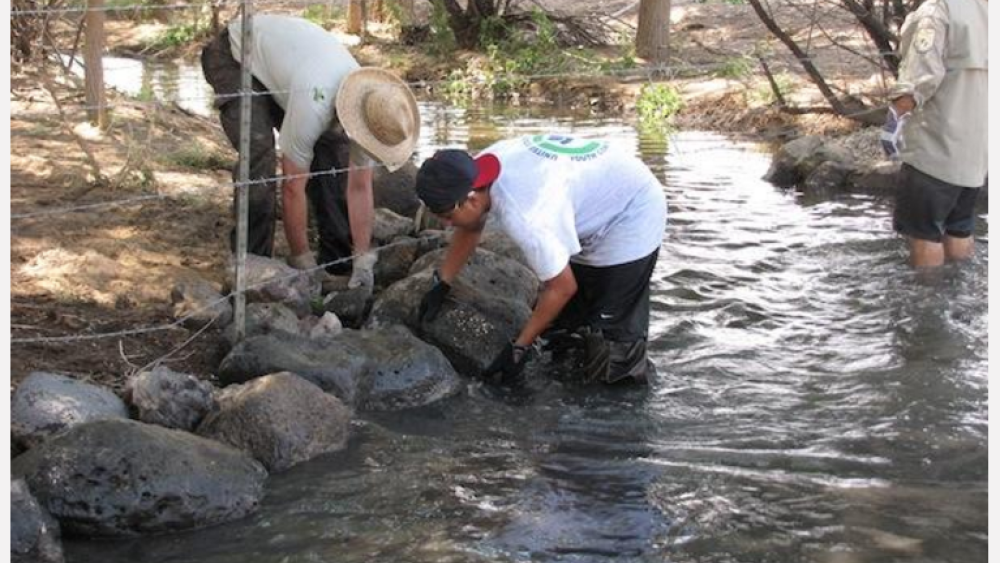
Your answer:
[164,143,231,170]
[636,83,684,125]
[151,21,208,50]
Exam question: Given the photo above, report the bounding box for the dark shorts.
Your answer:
[893,164,982,242]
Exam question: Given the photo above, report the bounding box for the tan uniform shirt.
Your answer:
[891,0,988,188]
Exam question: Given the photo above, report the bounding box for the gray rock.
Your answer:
[374,208,415,243]
[322,286,371,328]
[299,311,343,339]
[196,372,352,472]
[478,225,530,267]
[373,162,421,217]
[849,160,902,194]
[11,419,266,537]
[224,301,303,344]
[803,160,853,196]
[375,237,422,289]
[11,372,129,450]
[231,254,320,318]
[218,327,462,410]
[409,247,538,308]
[171,278,232,329]
[764,135,824,187]
[368,257,535,377]
[124,367,216,431]
[11,479,63,563]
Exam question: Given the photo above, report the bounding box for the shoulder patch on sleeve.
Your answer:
[914,24,937,53]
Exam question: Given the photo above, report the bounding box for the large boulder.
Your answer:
[11,479,64,563]
[124,366,216,431]
[373,161,421,217]
[368,249,537,377]
[11,419,267,537]
[218,327,462,410]
[764,135,824,187]
[171,278,232,329]
[196,372,352,472]
[11,372,129,450]
[223,301,303,344]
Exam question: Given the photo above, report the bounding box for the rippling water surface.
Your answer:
[67,102,988,563]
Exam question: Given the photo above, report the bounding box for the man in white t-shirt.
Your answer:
[201,14,420,291]
[414,135,667,385]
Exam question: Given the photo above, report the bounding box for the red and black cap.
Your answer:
[415,149,501,214]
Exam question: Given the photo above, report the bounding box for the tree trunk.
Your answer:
[636,0,671,64]
[347,0,364,34]
[84,0,108,128]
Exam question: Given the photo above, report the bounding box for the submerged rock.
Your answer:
[197,372,352,472]
[11,479,64,563]
[11,372,129,450]
[218,326,462,410]
[11,419,266,537]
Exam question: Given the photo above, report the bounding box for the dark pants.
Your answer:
[893,164,982,243]
[548,249,660,383]
[200,29,353,273]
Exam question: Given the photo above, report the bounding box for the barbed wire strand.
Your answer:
[10,236,419,344]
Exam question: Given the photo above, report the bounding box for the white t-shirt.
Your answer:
[482,135,667,281]
[229,15,360,170]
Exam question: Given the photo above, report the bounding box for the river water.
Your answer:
[65,65,988,562]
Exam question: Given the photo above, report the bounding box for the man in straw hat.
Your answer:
[414,135,667,386]
[201,14,420,291]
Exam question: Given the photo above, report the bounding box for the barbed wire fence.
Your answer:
[10,0,895,360]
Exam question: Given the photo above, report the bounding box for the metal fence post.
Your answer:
[234,0,254,341]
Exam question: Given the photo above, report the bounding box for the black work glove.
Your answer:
[483,340,532,386]
[418,270,451,324]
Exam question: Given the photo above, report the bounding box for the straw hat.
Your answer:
[335,68,420,172]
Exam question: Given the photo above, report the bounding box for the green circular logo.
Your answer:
[524,135,608,162]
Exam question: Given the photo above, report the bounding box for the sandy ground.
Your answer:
[10,0,886,389]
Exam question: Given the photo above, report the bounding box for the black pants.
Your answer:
[548,249,659,383]
[200,29,354,273]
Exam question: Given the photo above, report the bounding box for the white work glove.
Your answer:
[880,106,909,161]
[287,251,319,271]
[348,251,377,291]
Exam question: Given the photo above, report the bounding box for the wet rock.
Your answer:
[170,278,232,329]
[11,419,266,537]
[803,160,853,196]
[764,135,824,187]
[11,479,63,563]
[850,160,901,195]
[373,162,421,218]
[374,208,415,243]
[11,372,129,450]
[218,327,462,410]
[369,250,537,377]
[229,254,320,318]
[124,366,216,431]
[322,286,371,328]
[196,372,352,472]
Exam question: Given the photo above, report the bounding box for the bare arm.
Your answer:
[281,156,310,256]
[438,224,484,283]
[515,265,577,347]
[345,162,374,255]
